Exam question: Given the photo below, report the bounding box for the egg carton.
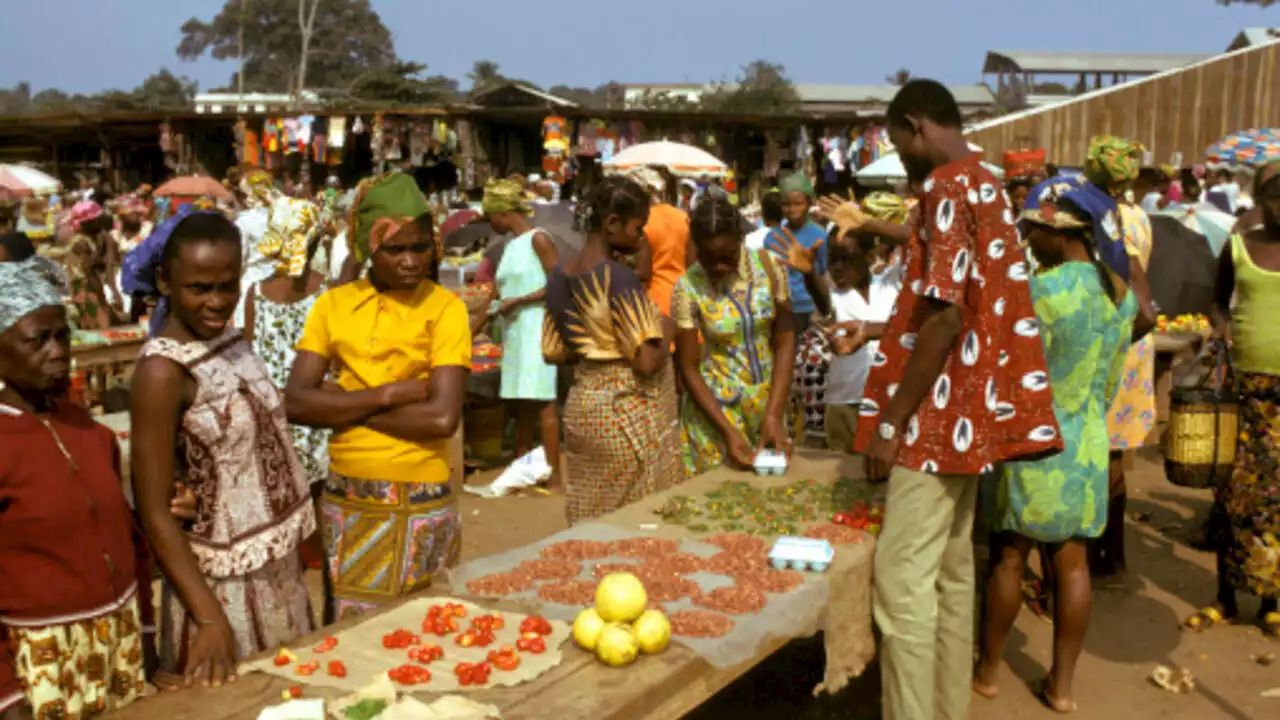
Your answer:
[753,449,788,476]
[768,537,835,573]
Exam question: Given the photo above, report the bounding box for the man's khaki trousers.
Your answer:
[874,466,979,720]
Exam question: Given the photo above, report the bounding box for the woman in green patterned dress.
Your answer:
[974,179,1136,713]
[673,194,796,476]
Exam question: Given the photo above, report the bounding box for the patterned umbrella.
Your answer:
[1205,128,1280,167]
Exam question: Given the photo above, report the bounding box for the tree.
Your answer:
[548,85,597,107]
[177,0,396,94]
[702,60,799,114]
[333,61,459,107]
[467,60,504,93]
[886,68,912,86]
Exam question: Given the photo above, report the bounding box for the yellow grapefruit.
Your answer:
[594,572,647,623]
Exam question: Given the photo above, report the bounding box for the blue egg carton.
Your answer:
[768,536,836,573]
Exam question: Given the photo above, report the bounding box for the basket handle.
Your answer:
[1172,339,1231,393]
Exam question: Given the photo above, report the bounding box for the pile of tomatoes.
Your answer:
[830,501,884,532]
[272,605,559,690]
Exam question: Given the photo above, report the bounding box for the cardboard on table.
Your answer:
[240,597,570,694]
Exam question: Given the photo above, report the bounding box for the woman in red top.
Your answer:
[0,257,150,719]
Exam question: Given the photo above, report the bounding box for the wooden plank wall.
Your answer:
[967,43,1280,165]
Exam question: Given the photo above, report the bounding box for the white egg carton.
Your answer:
[753,449,788,476]
[768,536,836,573]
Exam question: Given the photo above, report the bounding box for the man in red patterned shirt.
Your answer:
[853,80,1063,720]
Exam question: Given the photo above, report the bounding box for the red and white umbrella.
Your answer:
[0,164,60,198]
[602,141,728,179]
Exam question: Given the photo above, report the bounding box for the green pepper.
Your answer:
[345,699,388,720]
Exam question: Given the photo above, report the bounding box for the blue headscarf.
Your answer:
[1020,174,1129,281]
[121,208,222,336]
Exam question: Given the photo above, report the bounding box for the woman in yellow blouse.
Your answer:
[285,187,471,619]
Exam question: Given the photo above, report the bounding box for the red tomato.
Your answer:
[831,512,849,525]
[327,660,347,678]
[295,661,320,677]
[313,636,338,654]
[287,686,303,699]
[455,631,477,648]
[528,637,546,654]
[388,663,431,686]
[519,615,552,636]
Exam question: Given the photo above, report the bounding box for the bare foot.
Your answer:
[972,664,1000,699]
[1037,679,1078,714]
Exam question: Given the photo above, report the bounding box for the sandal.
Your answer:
[1260,612,1280,638]
[1183,605,1238,632]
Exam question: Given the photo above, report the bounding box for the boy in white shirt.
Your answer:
[822,236,902,452]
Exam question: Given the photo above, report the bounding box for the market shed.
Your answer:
[967,38,1280,166]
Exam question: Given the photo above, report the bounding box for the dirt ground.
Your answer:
[304,450,1280,719]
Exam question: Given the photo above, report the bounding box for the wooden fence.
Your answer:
[967,41,1280,166]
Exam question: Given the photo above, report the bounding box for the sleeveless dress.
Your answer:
[496,229,557,401]
[250,283,330,485]
[138,329,316,671]
[996,264,1136,542]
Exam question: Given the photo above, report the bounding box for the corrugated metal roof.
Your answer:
[983,50,1209,75]
[795,84,994,106]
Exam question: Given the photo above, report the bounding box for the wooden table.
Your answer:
[107,453,876,720]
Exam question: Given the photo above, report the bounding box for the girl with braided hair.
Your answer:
[543,176,681,523]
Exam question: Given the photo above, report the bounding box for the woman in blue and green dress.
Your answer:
[673,194,796,476]
[974,179,1137,714]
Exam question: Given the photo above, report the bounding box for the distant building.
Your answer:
[619,83,996,116]
[982,50,1210,107]
[194,91,321,114]
[1227,27,1280,51]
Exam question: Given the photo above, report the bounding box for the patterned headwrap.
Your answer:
[860,192,910,225]
[1084,136,1145,193]
[481,178,534,217]
[261,197,321,278]
[347,172,429,263]
[779,172,814,198]
[0,256,67,336]
[121,208,222,336]
[240,169,276,209]
[66,200,104,233]
[367,217,413,255]
[1021,175,1130,280]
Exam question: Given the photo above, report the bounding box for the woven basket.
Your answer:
[1164,360,1239,489]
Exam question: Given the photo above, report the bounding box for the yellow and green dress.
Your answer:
[672,248,788,476]
[996,263,1135,542]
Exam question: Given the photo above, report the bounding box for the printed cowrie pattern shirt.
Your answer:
[854,154,1064,475]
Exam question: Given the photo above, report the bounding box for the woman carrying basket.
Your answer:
[1188,159,1280,635]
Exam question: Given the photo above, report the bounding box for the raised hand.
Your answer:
[769,227,823,275]
[817,194,866,236]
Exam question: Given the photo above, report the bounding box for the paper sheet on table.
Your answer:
[258,698,325,720]
[240,597,569,694]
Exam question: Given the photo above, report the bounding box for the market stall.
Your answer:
[105,451,879,720]
[72,324,147,404]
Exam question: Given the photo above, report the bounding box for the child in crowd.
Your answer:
[130,212,315,689]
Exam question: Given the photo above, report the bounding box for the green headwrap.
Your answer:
[778,172,814,198]
[1084,135,1145,194]
[348,172,429,262]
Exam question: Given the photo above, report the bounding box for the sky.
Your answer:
[1,0,1276,95]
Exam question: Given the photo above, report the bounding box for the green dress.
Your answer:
[996,263,1136,542]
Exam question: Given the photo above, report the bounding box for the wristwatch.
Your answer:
[878,422,897,441]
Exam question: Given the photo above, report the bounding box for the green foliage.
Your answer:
[327,61,460,107]
[177,0,395,93]
[701,60,799,114]
[467,60,504,94]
